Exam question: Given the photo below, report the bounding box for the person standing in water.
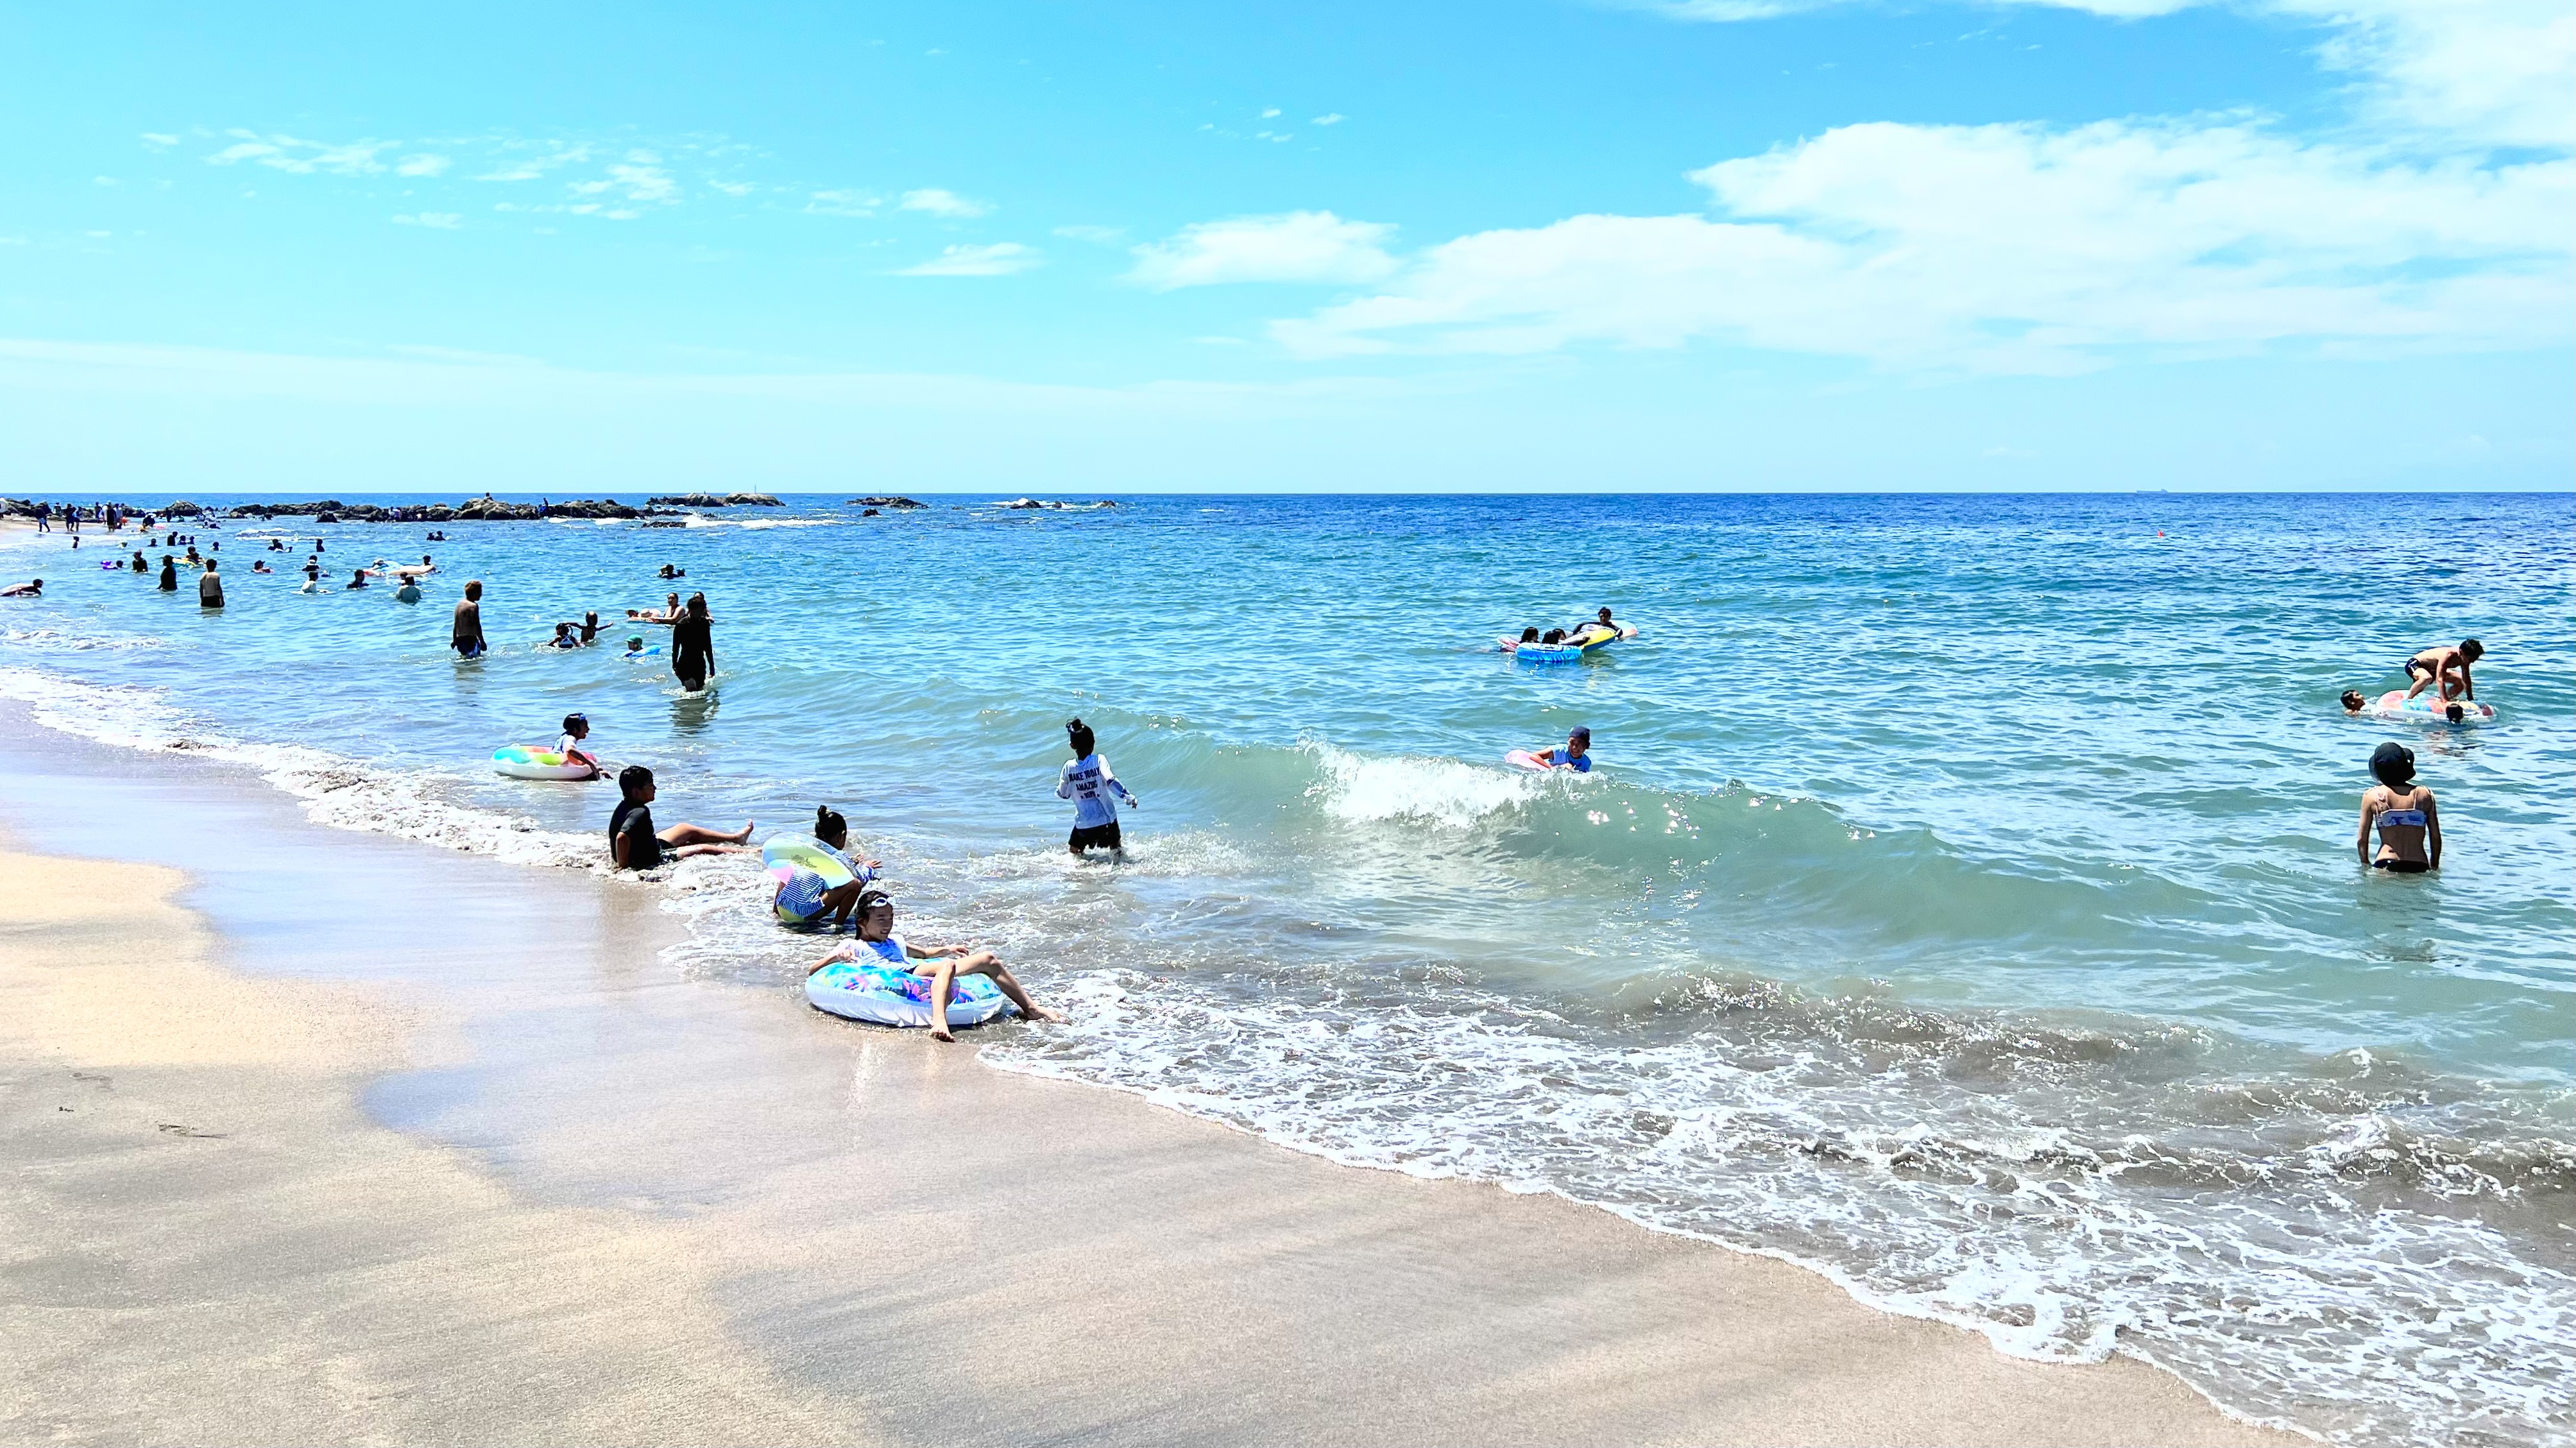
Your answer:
[670,592,713,692]
[452,579,488,660]
[1057,717,1139,856]
[2357,742,2441,872]
[157,555,178,592]
[196,557,224,609]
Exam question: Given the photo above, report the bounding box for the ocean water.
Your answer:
[2,491,2568,1445]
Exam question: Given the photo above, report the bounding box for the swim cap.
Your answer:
[2369,742,2416,788]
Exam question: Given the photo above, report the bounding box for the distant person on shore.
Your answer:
[608,765,753,870]
[1523,725,1594,772]
[772,805,882,928]
[157,555,177,591]
[806,889,1065,1041]
[557,713,602,778]
[2357,742,2441,873]
[197,558,223,609]
[2403,639,2482,703]
[33,505,47,534]
[670,593,713,692]
[1057,717,1139,858]
[452,579,488,660]
[0,578,40,598]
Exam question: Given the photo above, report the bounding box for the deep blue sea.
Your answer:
[3,491,2569,1446]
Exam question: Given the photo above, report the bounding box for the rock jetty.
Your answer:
[647,492,784,507]
[848,495,927,509]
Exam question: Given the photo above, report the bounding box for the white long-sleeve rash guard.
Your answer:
[1057,753,1137,828]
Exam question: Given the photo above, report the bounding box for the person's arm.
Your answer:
[805,942,857,976]
[1057,763,1075,801]
[2458,663,2474,701]
[2355,796,2378,864]
[1100,758,1139,807]
[613,822,632,869]
[2423,793,2441,870]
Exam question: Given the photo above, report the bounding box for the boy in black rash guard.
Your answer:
[608,765,754,869]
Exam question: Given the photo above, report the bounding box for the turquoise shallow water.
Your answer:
[3,491,2569,1445]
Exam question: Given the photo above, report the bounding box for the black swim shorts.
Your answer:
[1069,822,1123,852]
[2403,657,2432,676]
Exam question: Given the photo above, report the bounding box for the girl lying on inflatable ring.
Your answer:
[806,888,1066,1042]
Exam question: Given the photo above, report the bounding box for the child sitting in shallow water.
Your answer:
[806,889,1064,1041]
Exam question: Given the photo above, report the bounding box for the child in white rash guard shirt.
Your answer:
[1056,717,1139,857]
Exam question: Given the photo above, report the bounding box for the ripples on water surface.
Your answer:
[3,492,2568,1445]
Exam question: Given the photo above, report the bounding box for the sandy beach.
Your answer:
[0,717,2296,1446]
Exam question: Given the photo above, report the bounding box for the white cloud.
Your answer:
[394,154,450,177]
[897,242,1044,276]
[1053,224,1128,244]
[708,179,758,197]
[475,142,594,182]
[206,133,394,175]
[1261,108,1282,119]
[393,212,463,230]
[1626,0,2573,149]
[1311,113,1347,126]
[806,189,878,216]
[571,163,678,205]
[93,176,118,187]
[1128,211,1400,290]
[1272,121,2572,371]
[900,187,993,217]
[139,133,178,148]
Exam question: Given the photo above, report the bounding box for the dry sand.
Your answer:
[0,810,2298,1446]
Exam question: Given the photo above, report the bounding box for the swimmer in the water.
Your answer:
[548,621,581,649]
[627,592,683,626]
[623,635,650,658]
[578,610,602,645]
[1523,725,1594,772]
[805,888,1064,1042]
[346,568,371,590]
[2341,690,2367,714]
[658,563,684,579]
[2356,741,2440,873]
[0,579,41,598]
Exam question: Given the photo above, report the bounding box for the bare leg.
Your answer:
[660,820,755,847]
[957,953,1066,1024]
[925,958,961,1042]
[667,842,753,860]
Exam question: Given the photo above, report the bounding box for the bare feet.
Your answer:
[928,1023,957,1043]
[1029,1007,1068,1023]
[722,820,755,844]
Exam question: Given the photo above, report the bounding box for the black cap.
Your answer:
[2369,742,2416,788]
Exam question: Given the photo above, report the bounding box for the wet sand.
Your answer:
[0,717,2295,1446]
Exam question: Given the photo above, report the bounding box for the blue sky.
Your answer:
[1,1,2567,494]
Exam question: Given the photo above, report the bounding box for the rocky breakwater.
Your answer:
[848,495,927,509]
[225,497,649,523]
[646,492,783,507]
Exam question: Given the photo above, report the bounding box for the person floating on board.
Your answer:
[2357,742,2441,873]
[0,578,40,597]
[805,887,1064,1041]
[1523,725,1594,772]
[608,765,752,870]
[1057,717,1139,858]
[2402,639,2482,703]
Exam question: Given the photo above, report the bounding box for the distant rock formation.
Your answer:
[994,498,1118,511]
[647,492,784,507]
[849,495,927,509]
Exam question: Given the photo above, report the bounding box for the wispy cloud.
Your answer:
[1311,113,1347,126]
[1052,224,1128,244]
[900,187,993,218]
[806,189,879,216]
[139,132,178,148]
[207,132,396,175]
[897,242,1043,276]
[393,212,463,230]
[1129,211,1399,289]
[394,154,450,178]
